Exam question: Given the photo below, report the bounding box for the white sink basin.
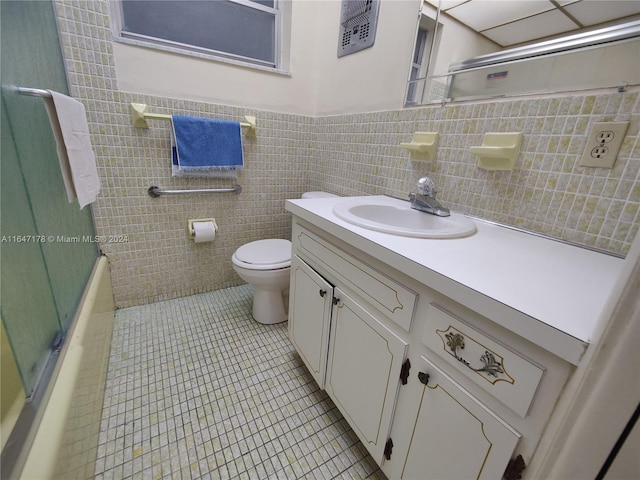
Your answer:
[332,196,477,238]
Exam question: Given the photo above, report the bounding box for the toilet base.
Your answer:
[252,287,287,324]
[232,255,290,326]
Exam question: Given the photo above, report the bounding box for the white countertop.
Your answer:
[286,195,626,365]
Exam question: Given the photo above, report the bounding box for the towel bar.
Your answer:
[131,103,256,135]
[148,185,242,197]
[17,87,53,97]
[20,92,257,135]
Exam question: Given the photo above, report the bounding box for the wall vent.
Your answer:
[337,0,380,58]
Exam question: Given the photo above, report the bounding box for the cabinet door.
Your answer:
[401,356,520,480]
[325,288,409,464]
[288,255,334,388]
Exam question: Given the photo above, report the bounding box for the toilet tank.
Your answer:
[301,191,338,199]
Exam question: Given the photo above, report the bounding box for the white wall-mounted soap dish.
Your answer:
[399,132,440,162]
[470,132,523,171]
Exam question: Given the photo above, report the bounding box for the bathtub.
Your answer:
[17,256,115,480]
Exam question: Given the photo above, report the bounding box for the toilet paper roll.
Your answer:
[193,221,216,243]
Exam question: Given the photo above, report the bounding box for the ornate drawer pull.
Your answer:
[446,332,505,378]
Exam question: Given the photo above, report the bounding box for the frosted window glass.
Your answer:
[251,0,274,7]
[122,0,276,64]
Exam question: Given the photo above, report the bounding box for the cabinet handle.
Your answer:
[504,455,526,480]
[332,297,340,305]
[445,332,505,378]
[384,438,393,460]
[400,359,411,385]
[418,371,430,385]
[319,289,326,297]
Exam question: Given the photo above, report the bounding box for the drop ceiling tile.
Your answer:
[438,0,469,10]
[425,0,468,9]
[564,0,640,26]
[483,9,580,46]
[446,0,556,32]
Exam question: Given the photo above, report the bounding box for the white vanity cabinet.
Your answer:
[393,356,521,479]
[288,255,333,388]
[325,287,408,464]
[288,235,411,464]
[285,207,605,480]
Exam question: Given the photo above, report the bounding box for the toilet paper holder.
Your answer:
[188,218,218,239]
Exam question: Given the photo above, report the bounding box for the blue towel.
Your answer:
[171,115,243,177]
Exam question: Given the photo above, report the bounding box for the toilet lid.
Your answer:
[235,239,292,266]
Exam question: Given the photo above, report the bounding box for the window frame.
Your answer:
[405,13,439,106]
[110,0,285,72]
[406,26,429,105]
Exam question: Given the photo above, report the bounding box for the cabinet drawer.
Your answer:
[294,225,417,332]
[422,303,544,417]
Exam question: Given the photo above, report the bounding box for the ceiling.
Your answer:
[426,0,640,47]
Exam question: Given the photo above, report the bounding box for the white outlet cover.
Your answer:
[579,121,629,168]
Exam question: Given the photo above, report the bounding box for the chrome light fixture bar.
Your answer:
[450,20,640,72]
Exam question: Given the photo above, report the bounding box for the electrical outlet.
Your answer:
[596,131,615,143]
[579,121,629,168]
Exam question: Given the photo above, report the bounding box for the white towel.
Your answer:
[44,91,100,209]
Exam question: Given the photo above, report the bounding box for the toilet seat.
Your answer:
[232,239,292,270]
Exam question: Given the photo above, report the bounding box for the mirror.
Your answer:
[406,0,640,105]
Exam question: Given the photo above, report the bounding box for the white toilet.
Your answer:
[232,191,337,324]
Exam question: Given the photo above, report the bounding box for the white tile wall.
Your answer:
[309,93,640,255]
[53,0,639,309]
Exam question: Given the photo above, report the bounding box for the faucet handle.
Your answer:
[417,177,436,197]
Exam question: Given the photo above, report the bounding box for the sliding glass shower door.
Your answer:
[1,0,98,397]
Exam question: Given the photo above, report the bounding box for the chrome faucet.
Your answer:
[409,177,450,217]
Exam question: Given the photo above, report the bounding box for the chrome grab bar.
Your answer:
[147,185,242,197]
[17,87,52,97]
[18,88,246,200]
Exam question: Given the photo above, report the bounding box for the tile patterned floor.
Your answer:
[96,285,386,479]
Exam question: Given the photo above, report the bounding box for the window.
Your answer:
[405,15,438,105]
[112,0,281,69]
[406,26,428,105]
